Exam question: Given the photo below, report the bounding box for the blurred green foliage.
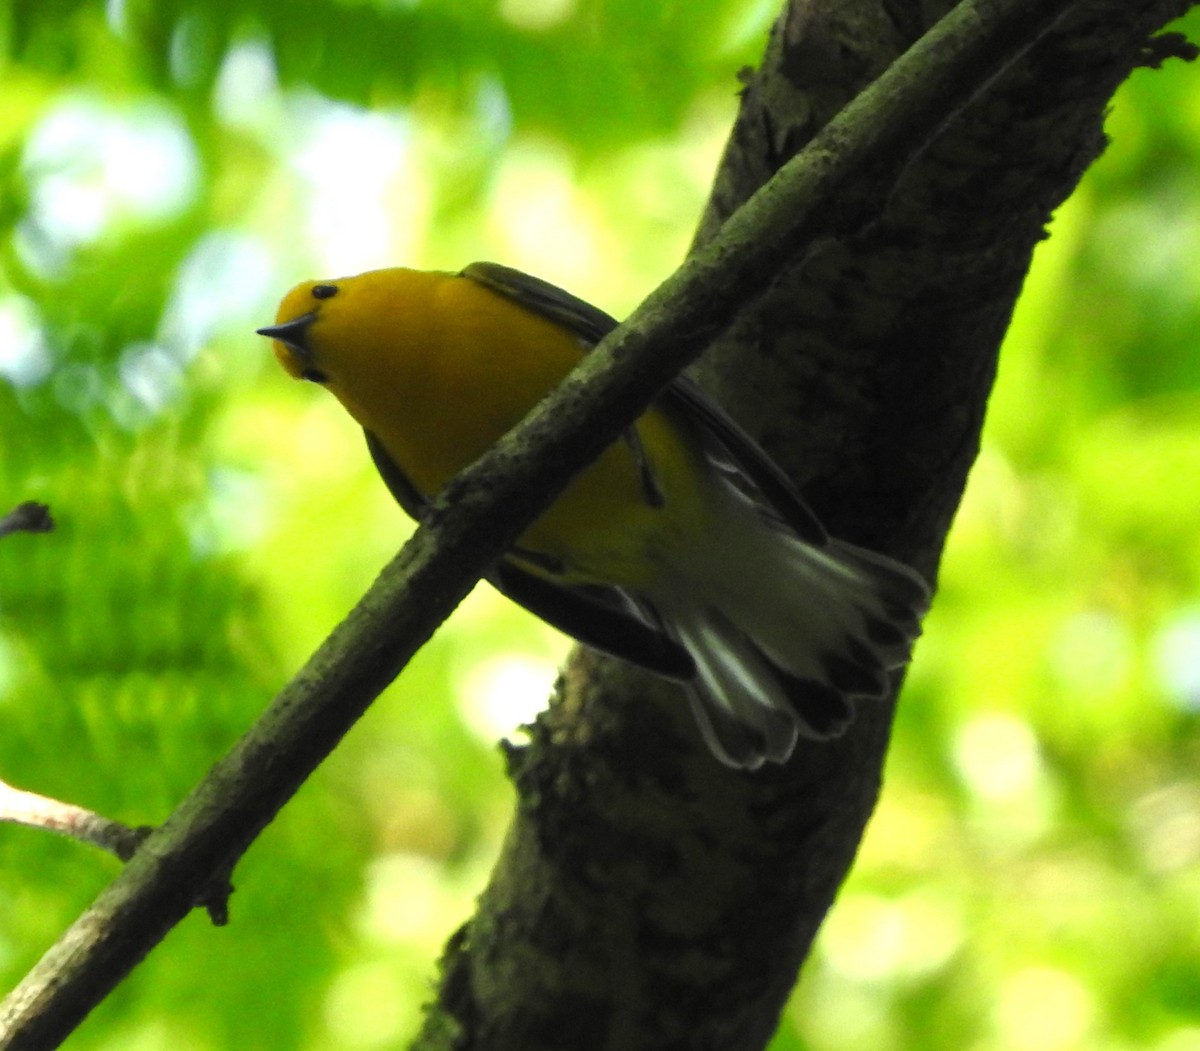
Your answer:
[0,1,1198,1049]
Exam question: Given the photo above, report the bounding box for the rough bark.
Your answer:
[417,2,1196,1049]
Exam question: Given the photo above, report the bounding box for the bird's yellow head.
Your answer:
[259,268,438,387]
[258,267,488,470]
[258,279,343,383]
[257,266,594,491]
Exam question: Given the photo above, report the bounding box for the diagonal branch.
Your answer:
[0,0,1123,1046]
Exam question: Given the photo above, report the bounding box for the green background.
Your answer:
[1,1,1198,1048]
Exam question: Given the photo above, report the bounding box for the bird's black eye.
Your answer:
[312,284,338,300]
[300,367,329,383]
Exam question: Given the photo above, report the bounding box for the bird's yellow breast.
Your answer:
[274,268,704,585]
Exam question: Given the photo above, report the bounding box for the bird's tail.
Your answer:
[659,522,930,770]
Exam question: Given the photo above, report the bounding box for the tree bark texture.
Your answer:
[418,2,1195,1050]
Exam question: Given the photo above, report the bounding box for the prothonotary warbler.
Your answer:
[258,262,930,769]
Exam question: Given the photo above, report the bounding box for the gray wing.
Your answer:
[462,261,828,544]
[364,429,695,679]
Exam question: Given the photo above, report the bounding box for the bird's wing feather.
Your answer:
[488,562,696,680]
[461,261,828,544]
[366,430,430,521]
[657,378,828,544]
[364,429,696,680]
[462,261,618,345]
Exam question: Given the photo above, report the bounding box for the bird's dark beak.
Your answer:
[259,311,329,383]
[257,312,317,361]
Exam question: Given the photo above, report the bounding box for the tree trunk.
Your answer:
[416,2,1195,1048]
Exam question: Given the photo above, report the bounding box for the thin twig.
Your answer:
[0,504,54,540]
[0,779,147,861]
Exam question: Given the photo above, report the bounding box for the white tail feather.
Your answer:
[648,482,930,769]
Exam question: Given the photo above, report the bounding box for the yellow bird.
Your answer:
[258,262,929,769]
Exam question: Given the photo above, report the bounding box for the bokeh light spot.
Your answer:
[498,0,576,31]
[214,40,281,132]
[993,966,1096,1050]
[455,653,557,742]
[821,888,965,983]
[1157,1027,1200,1051]
[487,139,601,286]
[0,297,51,388]
[287,100,419,273]
[1154,607,1200,711]
[1128,782,1200,873]
[953,711,1043,802]
[324,960,414,1048]
[1049,609,1133,694]
[22,96,198,252]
